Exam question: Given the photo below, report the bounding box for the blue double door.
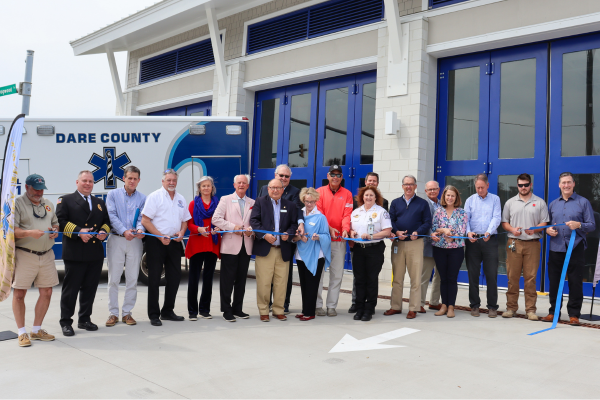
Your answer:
[438,34,600,296]
[437,43,548,289]
[252,71,376,196]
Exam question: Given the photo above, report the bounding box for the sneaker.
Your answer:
[316,308,326,317]
[106,315,119,327]
[189,315,198,321]
[471,308,480,317]
[527,312,539,321]
[223,313,236,322]
[488,309,498,318]
[30,329,55,341]
[122,314,137,325]
[233,312,250,319]
[502,310,516,318]
[199,312,212,319]
[18,333,31,347]
[327,308,337,317]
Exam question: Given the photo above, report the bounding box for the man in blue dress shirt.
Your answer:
[464,174,501,318]
[543,172,595,326]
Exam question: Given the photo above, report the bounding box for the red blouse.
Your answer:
[185,199,220,259]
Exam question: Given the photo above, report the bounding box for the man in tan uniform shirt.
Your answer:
[13,174,59,347]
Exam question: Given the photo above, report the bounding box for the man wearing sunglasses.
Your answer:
[12,174,59,347]
[258,165,302,314]
[500,173,549,321]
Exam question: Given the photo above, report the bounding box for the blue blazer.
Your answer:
[250,196,298,261]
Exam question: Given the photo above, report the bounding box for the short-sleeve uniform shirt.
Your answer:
[142,187,192,236]
[502,193,550,240]
[14,195,58,252]
[350,204,392,244]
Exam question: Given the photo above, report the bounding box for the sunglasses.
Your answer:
[278,174,290,178]
[517,183,531,188]
[330,173,342,178]
[31,203,47,219]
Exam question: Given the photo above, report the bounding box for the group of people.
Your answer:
[9,165,595,348]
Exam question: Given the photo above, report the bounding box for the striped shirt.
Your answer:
[106,188,146,235]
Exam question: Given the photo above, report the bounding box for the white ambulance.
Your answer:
[0,116,250,283]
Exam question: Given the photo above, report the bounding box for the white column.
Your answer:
[205,4,231,115]
[106,48,125,116]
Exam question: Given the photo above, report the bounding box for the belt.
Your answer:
[16,247,51,256]
[271,245,281,248]
[357,242,380,248]
[511,238,537,242]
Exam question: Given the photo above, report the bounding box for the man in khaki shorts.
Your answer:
[12,174,60,347]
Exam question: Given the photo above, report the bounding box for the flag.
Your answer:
[0,114,25,301]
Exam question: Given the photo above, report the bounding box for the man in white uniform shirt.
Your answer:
[142,169,191,326]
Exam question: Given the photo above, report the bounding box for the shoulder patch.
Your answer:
[383,211,390,219]
[57,198,62,204]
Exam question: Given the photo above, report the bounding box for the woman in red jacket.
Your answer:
[186,176,220,320]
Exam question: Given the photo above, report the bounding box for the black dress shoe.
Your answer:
[233,311,250,319]
[223,313,236,322]
[161,313,184,321]
[361,312,373,322]
[348,304,357,313]
[77,322,98,331]
[62,325,75,336]
[353,311,364,320]
[150,318,162,326]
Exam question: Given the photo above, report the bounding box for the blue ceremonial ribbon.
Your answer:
[528,228,577,336]
[133,208,140,230]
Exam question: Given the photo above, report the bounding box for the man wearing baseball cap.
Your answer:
[12,174,59,347]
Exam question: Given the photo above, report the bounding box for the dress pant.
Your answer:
[505,239,541,313]
[390,239,424,312]
[297,258,325,317]
[465,235,499,310]
[187,251,218,316]
[352,242,385,314]
[255,247,289,316]
[60,259,104,327]
[269,253,294,308]
[432,246,464,307]
[420,256,441,307]
[107,235,143,317]
[219,241,251,314]
[316,241,346,309]
[146,236,183,320]
[548,243,585,318]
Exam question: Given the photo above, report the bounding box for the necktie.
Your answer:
[84,196,90,210]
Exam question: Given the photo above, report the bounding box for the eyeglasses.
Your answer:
[517,183,531,188]
[425,188,439,192]
[31,203,47,219]
[304,200,316,205]
[402,183,416,187]
[329,173,342,178]
[268,186,283,191]
[277,174,290,178]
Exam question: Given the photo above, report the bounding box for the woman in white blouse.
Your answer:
[350,186,392,321]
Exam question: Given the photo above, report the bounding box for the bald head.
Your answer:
[425,180,440,202]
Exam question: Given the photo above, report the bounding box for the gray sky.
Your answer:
[1,0,156,118]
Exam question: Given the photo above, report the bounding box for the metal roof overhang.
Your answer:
[70,0,270,56]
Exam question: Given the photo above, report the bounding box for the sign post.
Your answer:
[20,50,34,115]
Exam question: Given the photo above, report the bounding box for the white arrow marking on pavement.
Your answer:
[329,327,420,353]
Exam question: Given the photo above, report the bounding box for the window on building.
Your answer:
[246,0,384,54]
[429,0,469,9]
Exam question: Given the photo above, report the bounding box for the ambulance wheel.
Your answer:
[138,252,166,286]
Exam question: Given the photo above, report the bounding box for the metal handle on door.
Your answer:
[488,162,492,174]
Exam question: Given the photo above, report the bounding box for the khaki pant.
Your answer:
[255,247,289,316]
[391,239,424,312]
[420,256,441,307]
[316,241,346,309]
[12,249,58,289]
[505,239,540,313]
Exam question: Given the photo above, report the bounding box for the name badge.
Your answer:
[280,209,287,213]
[309,222,316,226]
[232,199,238,203]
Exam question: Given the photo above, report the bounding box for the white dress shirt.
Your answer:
[351,204,392,243]
[142,187,191,236]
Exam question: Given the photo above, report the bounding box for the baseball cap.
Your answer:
[26,174,48,190]
[328,165,342,174]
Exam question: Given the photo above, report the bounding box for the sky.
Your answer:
[0,0,157,118]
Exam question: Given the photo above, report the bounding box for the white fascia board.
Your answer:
[427,11,600,58]
[136,90,214,113]
[0,116,245,123]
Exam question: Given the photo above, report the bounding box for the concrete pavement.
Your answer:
[1,261,599,398]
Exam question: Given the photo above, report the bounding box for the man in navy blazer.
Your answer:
[250,179,298,322]
[258,164,302,313]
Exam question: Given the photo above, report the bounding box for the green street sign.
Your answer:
[0,84,17,97]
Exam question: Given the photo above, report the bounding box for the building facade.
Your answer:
[71,0,600,294]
